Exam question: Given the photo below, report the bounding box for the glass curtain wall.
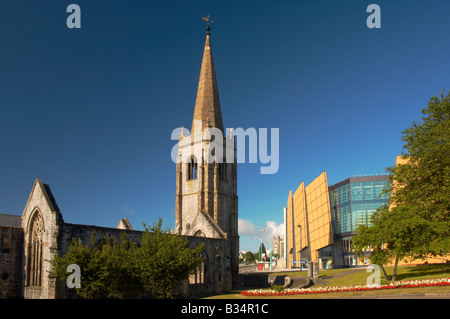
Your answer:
[350,180,389,231]
[330,182,351,234]
[330,178,389,235]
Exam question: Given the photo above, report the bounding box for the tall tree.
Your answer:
[256,243,266,261]
[387,90,450,257]
[353,90,450,280]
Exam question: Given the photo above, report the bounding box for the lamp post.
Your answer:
[297,224,302,271]
[261,228,273,271]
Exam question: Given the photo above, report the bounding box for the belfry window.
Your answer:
[27,211,44,286]
[187,157,198,180]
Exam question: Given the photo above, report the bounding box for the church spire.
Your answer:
[191,24,224,135]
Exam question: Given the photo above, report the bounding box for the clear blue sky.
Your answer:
[1,1,449,252]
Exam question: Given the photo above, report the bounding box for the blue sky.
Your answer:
[1,1,449,252]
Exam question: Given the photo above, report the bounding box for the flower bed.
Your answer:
[240,278,450,297]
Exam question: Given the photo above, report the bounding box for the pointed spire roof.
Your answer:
[191,28,224,135]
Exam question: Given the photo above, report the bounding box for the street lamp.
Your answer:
[297,225,302,271]
[261,228,273,271]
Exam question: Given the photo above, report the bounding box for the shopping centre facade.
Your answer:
[284,171,390,269]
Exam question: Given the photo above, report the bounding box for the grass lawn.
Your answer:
[205,263,450,299]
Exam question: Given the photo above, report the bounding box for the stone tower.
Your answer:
[174,26,239,281]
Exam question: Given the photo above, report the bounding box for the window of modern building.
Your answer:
[330,177,389,235]
[330,182,352,234]
[350,180,389,231]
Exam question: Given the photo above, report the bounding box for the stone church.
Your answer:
[0,27,239,298]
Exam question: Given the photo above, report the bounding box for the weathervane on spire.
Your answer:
[201,15,213,34]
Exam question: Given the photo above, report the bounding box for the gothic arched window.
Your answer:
[27,211,44,286]
[189,253,206,285]
[193,229,206,237]
[187,157,198,180]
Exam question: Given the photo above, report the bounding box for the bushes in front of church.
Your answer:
[51,218,204,299]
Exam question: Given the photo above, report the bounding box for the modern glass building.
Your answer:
[329,175,389,267]
[285,173,389,269]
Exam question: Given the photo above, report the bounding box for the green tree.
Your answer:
[132,218,204,299]
[387,90,450,257]
[51,233,117,299]
[353,204,419,281]
[51,218,204,299]
[244,251,256,264]
[353,90,450,281]
[99,234,142,298]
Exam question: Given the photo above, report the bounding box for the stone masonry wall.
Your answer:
[0,226,24,298]
[57,223,233,298]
